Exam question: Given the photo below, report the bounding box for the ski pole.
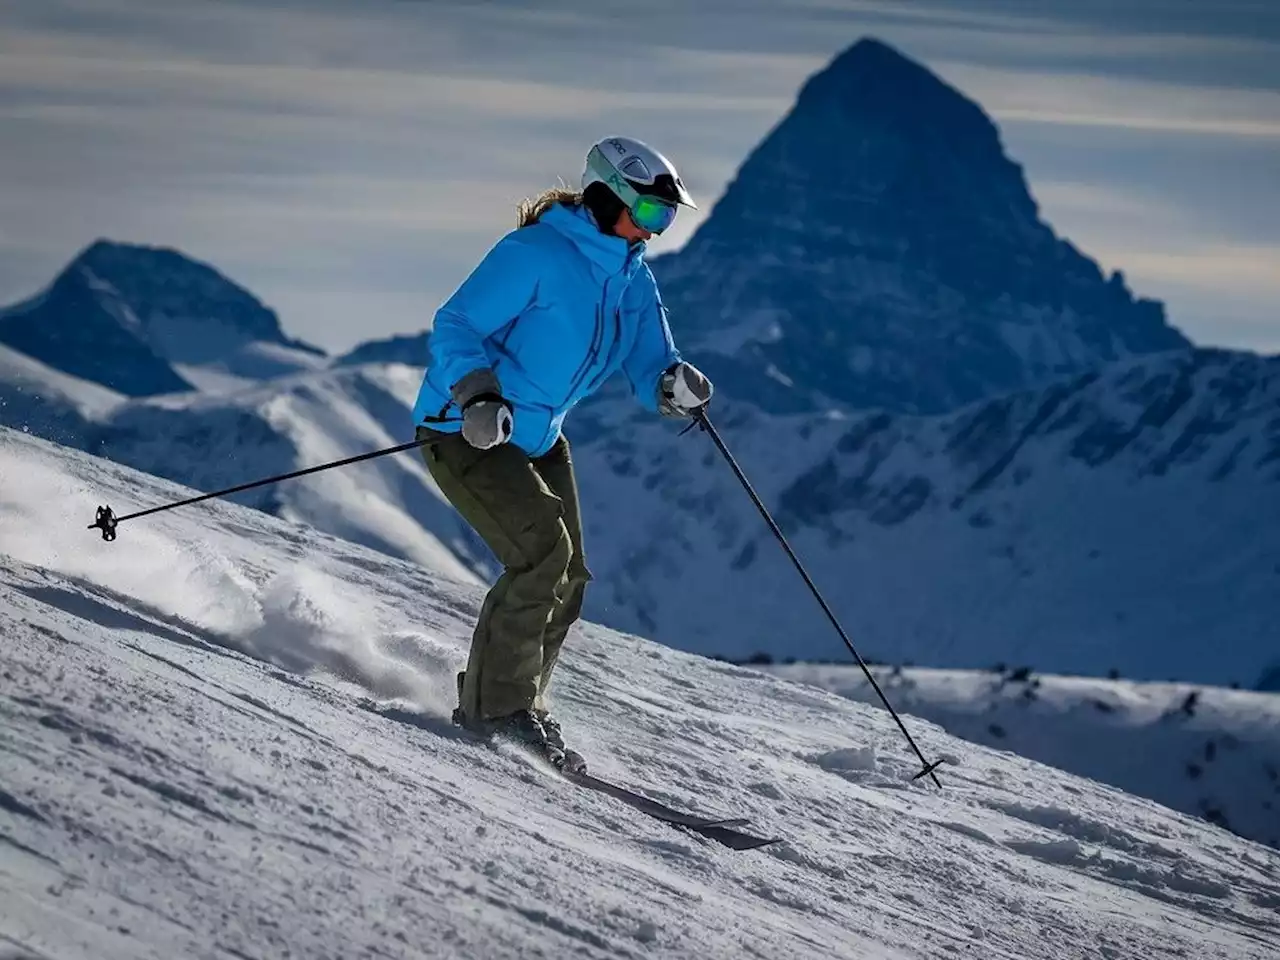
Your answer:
[693,407,944,787]
[87,436,435,542]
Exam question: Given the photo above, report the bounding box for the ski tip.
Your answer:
[698,817,753,830]
[720,833,783,852]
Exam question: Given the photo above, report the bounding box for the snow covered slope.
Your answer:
[766,663,1280,851]
[569,347,1280,687]
[3,426,1279,959]
[90,362,481,584]
[0,240,326,397]
[0,349,484,587]
[646,38,1188,416]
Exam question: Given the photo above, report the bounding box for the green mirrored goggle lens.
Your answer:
[630,194,677,233]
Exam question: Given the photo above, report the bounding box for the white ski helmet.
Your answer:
[582,136,696,234]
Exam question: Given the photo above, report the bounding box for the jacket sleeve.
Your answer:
[621,270,682,413]
[427,231,541,394]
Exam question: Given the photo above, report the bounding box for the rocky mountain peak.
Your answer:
[675,37,1041,266]
[651,38,1189,416]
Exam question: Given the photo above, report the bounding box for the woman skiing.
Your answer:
[412,136,714,771]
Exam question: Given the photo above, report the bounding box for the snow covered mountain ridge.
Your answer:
[567,346,1280,687]
[2,426,1278,959]
[0,239,327,397]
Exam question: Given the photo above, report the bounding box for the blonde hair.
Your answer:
[516,185,582,228]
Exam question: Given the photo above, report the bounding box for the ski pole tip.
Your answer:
[88,505,118,542]
[911,758,946,785]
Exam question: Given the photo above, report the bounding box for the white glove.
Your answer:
[452,368,513,450]
[658,361,713,417]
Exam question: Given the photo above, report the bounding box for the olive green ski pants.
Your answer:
[417,427,591,722]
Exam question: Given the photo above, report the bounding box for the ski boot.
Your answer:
[454,671,585,773]
[488,709,568,766]
[534,708,586,775]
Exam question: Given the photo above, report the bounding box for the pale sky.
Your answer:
[1,0,1277,355]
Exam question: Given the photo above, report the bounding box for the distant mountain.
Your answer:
[348,38,1188,419]
[569,347,1280,689]
[648,38,1189,416]
[0,240,327,397]
[334,331,431,368]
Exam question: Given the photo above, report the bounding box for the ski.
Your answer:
[560,768,780,851]
[363,695,779,850]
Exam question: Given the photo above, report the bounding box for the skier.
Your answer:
[412,136,714,770]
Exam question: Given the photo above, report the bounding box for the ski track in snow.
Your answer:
[2,427,1279,959]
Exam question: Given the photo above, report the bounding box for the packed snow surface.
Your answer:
[2,427,1279,959]
[765,664,1280,851]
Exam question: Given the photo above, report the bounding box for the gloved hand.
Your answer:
[658,361,713,417]
[462,399,513,449]
[452,368,513,450]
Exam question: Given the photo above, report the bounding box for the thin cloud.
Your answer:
[1101,245,1280,301]
[0,50,788,120]
[936,61,1280,140]
[1031,181,1191,226]
[998,109,1280,139]
[1028,179,1280,327]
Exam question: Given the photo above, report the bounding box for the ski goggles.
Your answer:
[586,146,679,234]
[628,193,678,234]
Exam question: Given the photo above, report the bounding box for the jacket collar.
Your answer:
[539,202,645,278]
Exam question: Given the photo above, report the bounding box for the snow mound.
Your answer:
[812,745,879,774]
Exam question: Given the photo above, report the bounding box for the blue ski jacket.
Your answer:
[412,201,682,457]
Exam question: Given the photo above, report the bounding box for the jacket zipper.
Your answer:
[562,282,608,407]
[584,305,623,397]
[585,255,637,396]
